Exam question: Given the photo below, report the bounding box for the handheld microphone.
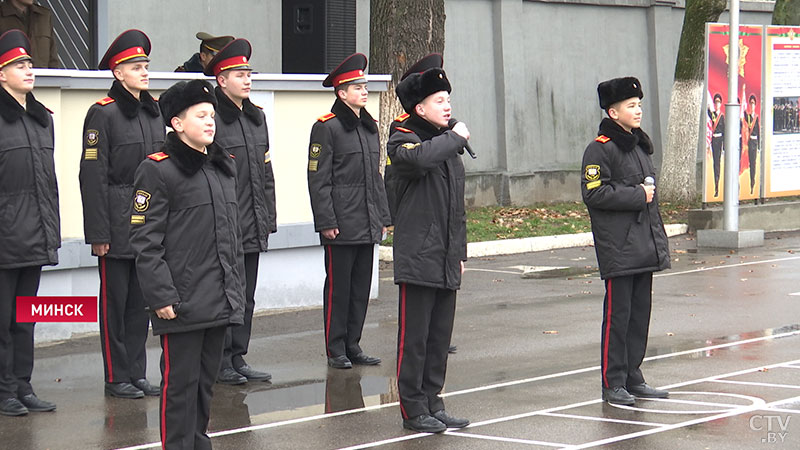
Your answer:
[638,176,655,223]
[448,118,477,159]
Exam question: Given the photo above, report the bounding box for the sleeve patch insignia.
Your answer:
[595,135,611,143]
[86,129,99,146]
[131,215,145,225]
[585,165,601,181]
[309,143,322,159]
[586,180,602,190]
[84,148,98,161]
[308,160,319,172]
[133,190,151,213]
[401,142,420,150]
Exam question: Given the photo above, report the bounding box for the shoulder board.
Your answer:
[147,152,170,161]
[395,126,413,133]
[96,97,115,106]
[317,113,336,122]
[595,135,611,143]
[45,106,53,114]
[394,112,410,122]
[252,103,263,109]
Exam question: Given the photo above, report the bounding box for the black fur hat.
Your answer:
[597,77,643,110]
[395,67,451,114]
[159,79,217,128]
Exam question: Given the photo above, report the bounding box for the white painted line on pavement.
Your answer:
[444,431,566,447]
[336,433,429,450]
[541,412,664,427]
[655,255,800,278]
[463,267,523,275]
[764,407,800,414]
[712,379,800,390]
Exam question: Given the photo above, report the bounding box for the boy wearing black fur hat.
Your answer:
[307,53,391,370]
[388,58,470,433]
[581,77,671,406]
[130,79,245,450]
[79,29,164,399]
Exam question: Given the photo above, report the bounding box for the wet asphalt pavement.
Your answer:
[4,231,800,449]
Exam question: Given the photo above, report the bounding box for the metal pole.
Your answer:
[723,0,740,231]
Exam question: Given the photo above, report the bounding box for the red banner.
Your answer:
[16,297,98,323]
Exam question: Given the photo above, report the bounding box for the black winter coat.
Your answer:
[79,81,165,259]
[386,115,467,290]
[581,119,671,280]
[0,88,60,269]
[130,133,245,336]
[213,87,277,253]
[307,99,391,245]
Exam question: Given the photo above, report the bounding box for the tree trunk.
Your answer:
[773,0,800,25]
[369,0,445,173]
[660,0,727,202]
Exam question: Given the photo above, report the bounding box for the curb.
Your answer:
[379,223,689,262]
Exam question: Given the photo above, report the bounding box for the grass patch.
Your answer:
[382,200,699,245]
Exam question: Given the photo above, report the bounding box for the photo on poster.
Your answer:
[772,96,800,134]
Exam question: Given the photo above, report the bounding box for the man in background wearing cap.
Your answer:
[79,29,164,400]
[206,38,276,385]
[0,0,59,68]
[0,29,59,417]
[175,32,234,73]
[307,53,391,370]
[388,57,470,433]
[581,77,670,406]
[130,79,245,450]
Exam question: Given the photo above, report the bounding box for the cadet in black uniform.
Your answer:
[79,29,164,399]
[206,38,277,385]
[0,29,58,417]
[307,53,391,369]
[174,32,233,73]
[708,93,725,198]
[130,79,245,450]
[581,77,671,406]
[388,59,471,433]
[745,94,760,195]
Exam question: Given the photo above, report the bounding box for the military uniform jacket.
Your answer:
[307,98,391,245]
[709,110,724,150]
[581,118,670,280]
[387,115,467,290]
[130,133,245,336]
[0,2,59,68]
[0,88,60,269]
[79,81,165,259]
[213,87,277,253]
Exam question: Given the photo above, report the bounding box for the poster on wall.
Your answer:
[763,26,800,198]
[703,24,763,203]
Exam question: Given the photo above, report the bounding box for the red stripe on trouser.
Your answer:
[160,334,170,450]
[100,257,114,382]
[325,245,334,356]
[397,283,408,419]
[602,279,612,388]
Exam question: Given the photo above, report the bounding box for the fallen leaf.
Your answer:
[667,332,675,336]
[543,330,559,335]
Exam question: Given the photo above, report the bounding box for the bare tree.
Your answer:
[369,0,445,171]
[660,0,727,202]
[773,0,800,25]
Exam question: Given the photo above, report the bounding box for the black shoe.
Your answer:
[602,386,635,405]
[627,383,669,399]
[327,355,353,369]
[19,394,56,412]
[402,414,447,433]
[217,367,247,385]
[432,409,469,428]
[131,378,160,397]
[448,345,457,354]
[105,382,144,399]
[0,398,28,416]
[348,353,381,366]
[235,364,272,382]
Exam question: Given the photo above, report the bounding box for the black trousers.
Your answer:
[322,244,373,358]
[600,272,653,389]
[711,141,723,194]
[98,257,149,383]
[159,325,226,450]
[0,266,40,400]
[221,252,259,370]
[748,143,758,192]
[396,283,455,419]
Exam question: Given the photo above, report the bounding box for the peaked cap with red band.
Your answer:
[99,29,151,71]
[204,38,252,77]
[0,30,33,68]
[323,53,367,88]
[401,53,443,81]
